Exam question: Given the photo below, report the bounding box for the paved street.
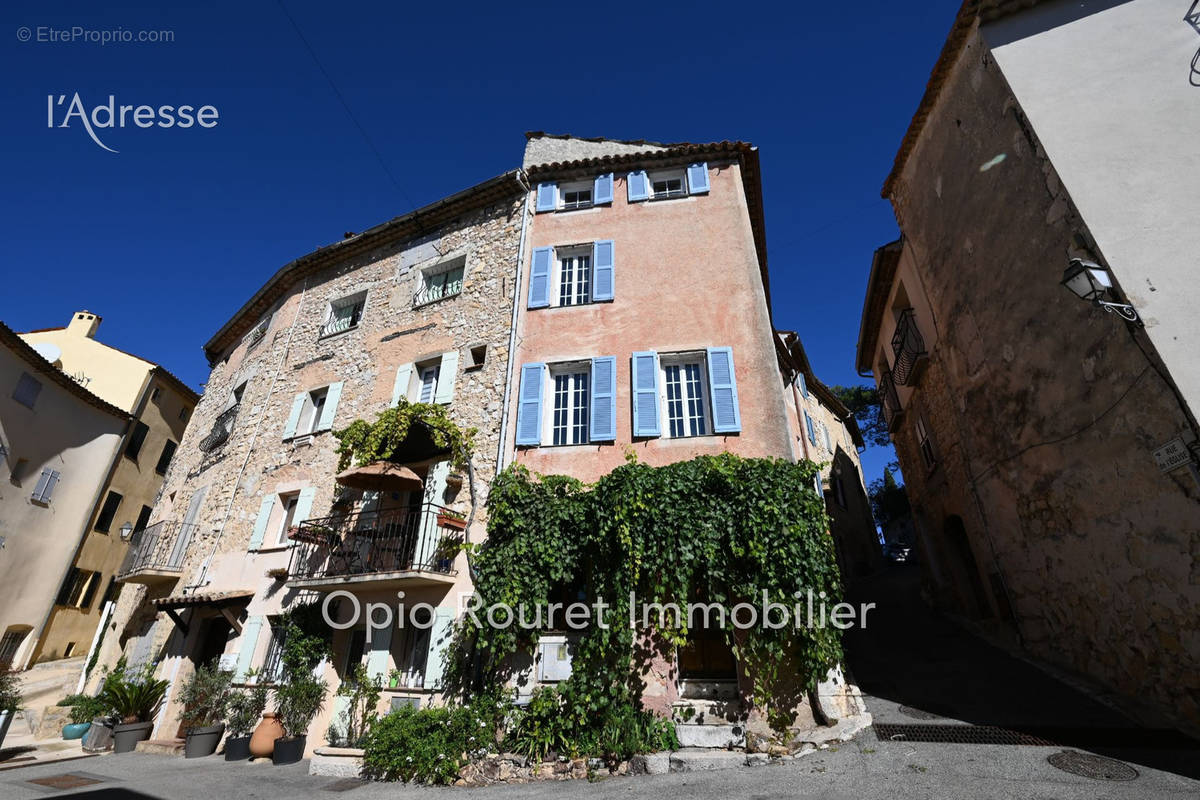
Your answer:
[4,565,1198,799]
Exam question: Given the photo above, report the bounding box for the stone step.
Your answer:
[668,748,753,772]
[674,722,745,749]
[670,698,745,725]
[135,738,185,757]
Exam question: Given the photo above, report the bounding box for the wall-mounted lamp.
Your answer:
[119,522,133,541]
[1061,258,1141,324]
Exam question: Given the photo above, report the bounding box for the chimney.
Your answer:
[67,311,101,339]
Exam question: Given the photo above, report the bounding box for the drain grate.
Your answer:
[1047,750,1138,781]
[873,723,1058,746]
[27,773,104,790]
[898,705,941,720]
[322,777,368,792]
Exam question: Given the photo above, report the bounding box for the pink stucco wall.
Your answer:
[508,161,792,481]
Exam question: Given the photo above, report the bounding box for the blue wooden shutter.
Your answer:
[706,347,742,433]
[592,240,614,302]
[282,393,305,439]
[316,382,343,431]
[631,352,661,437]
[422,607,456,689]
[804,411,816,445]
[434,350,459,405]
[594,173,614,204]
[293,487,316,528]
[627,171,649,202]
[590,356,617,442]
[797,371,808,398]
[536,182,557,213]
[234,616,262,682]
[528,247,552,309]
[686,162,710,194]
[391,363,414,407]
[248,495,275,551]
[515,364,545,446]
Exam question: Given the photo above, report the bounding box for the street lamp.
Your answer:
[1061,258,1141,323]
[119,522,133,541]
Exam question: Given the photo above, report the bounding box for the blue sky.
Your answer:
[1,0,960,487]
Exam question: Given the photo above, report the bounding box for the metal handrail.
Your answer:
[199,404,239,452]
[890,309,927,387]
[287,503,462,581]
[118,520,198,578]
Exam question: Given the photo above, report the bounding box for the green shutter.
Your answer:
[234,616,262,682]
[316,382,343,431]
[366,622,392,681]
[282,393,305,439]
[422,607,456,689]
[248,495,275,551]
[391,363,413,407]
[434,351,458,405]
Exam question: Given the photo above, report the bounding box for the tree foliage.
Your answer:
[868,467,911,528]
[449,453,843,733]
[829,384,890,448]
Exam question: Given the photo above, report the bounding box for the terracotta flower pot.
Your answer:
[249,712,285,758]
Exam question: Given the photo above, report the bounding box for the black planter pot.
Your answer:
[272,735,306,765]
[184,723,226,758]
[224,735,251,761]
[112,721,154,754]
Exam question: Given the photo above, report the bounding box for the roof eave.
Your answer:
[856,239,903,374]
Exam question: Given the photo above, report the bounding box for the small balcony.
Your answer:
[118,520,197,585]
[198,404,239,453]
[890,309,928,387]
[879,368,904,433]
[285,503,463,592]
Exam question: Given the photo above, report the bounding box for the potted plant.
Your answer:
[265,566,289,581]
[59,693,110,740]
[273,670,327,764]
[177,660,233,758]
[224,670,268,761]
[433,537,463,571]
[0,668,21,750]
[436,509,467,531]
[100,663,169,754]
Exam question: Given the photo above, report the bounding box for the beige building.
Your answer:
[0,323,128,670]
[17,312,199,665]
[858,0,1200,733]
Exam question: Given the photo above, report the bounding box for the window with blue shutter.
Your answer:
[515,364,545,446]
[627,171,649,202]
[589,356,617,441]
[536,182,557,213]
[391,363,414,407]
[528,247,552,309]
[248,495,276,551]
[592,240,614,302]
[686,162,710,194]
[797,371,808,398]
[631,352,661,437]
[706,347,742,433]
[804,411,817,446]
[282,393,305,439]
[316,382,343,431]
[593,173,614,205]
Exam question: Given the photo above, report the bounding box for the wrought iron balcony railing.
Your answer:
[198,404,239,453]
[879,368,904,433]
[286,503,462,585]
[118,520,198,581]
[890,309,928,387]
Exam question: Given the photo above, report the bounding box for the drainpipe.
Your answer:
[495,171,532,474]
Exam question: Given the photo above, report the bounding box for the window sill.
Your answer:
[285,430,328,445]
[555,204,604,214]
[254,543,295,554]
[531,299,614,311]
[648,193,693,203]
[384,686,434,694]
[318,325,360,342]
[412,291,462,310]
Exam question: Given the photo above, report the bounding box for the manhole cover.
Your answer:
[27,773,104,790]
[1047,750,1138,781]
[898,705,941,720]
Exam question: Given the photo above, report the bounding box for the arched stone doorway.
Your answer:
[943,515,992,619]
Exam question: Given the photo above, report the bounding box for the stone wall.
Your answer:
[882,25,1200,730]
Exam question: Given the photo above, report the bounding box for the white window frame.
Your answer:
[321,292,367,337]
[557,180,593,211]
[415,255,466,307]
[544,362,590,447]
[649,169,687,201]
[261,618,286,683]
[13,372,42,409]
[553,246,592,308]
[273,492,300,547]
[659,352,711,439]
[295,387,329,437]
[390,608,432,689]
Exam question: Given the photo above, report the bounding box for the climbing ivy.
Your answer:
[333,400,476,472]
[450,453,844,733]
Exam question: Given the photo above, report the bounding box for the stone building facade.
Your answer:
[94,172,527,748]
[858,1,1200,732]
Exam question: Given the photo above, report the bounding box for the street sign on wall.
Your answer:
[1152,438,1193,473]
